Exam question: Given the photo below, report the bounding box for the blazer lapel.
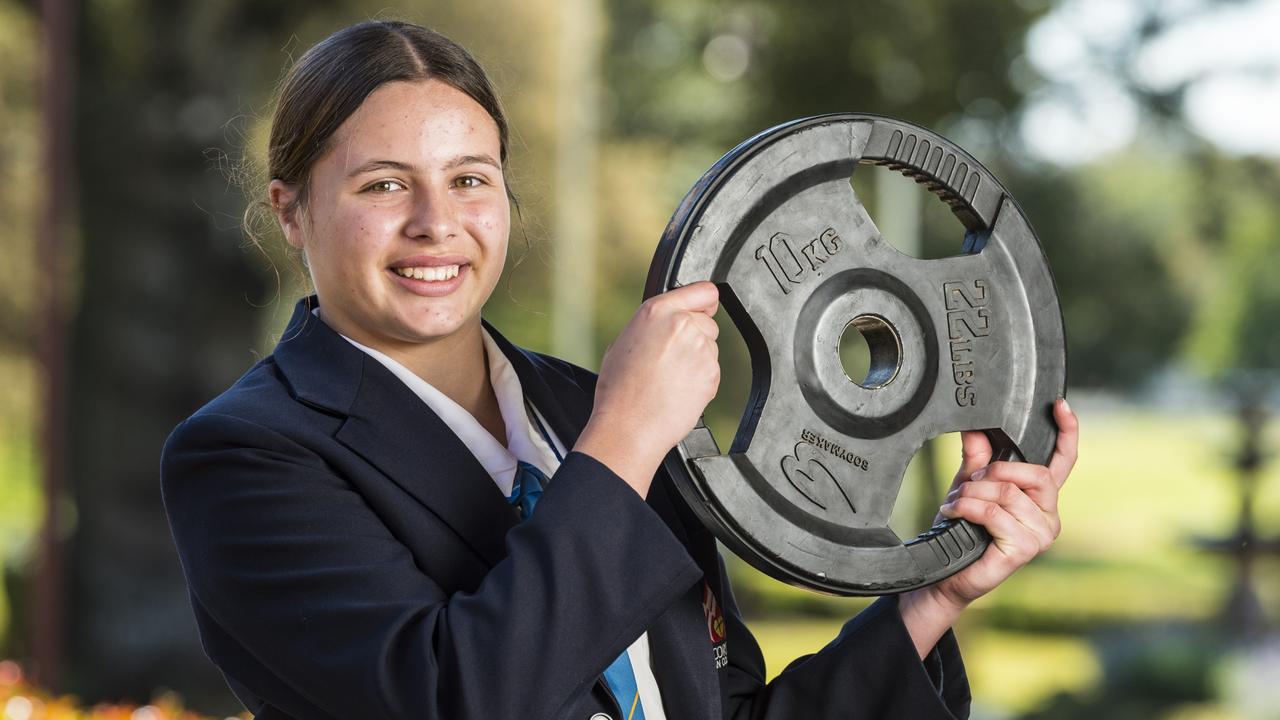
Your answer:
[336,373,519,567]
[484,321,592,452]
[273,298,517,568]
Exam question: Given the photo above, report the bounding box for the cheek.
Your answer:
[308,210,394,280]
[466,205,510,247]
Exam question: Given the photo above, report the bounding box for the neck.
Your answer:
[402,325,485,400]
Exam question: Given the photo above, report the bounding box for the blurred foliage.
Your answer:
[603,0,1044,146]
[0,0,38,358]
[0,0,40,671]
[1183,157,1280,375]
[1020,628,1224,720]
[1004,158,1193,389]
[0,432,41,657]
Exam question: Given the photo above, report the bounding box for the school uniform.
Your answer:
[160,296,971,720]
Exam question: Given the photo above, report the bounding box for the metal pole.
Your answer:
[875,171,940,529]
[31,0,75,688]
[551,0,601,367]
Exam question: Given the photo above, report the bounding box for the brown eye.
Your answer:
[366,179,406,193]
[454,175,484,189]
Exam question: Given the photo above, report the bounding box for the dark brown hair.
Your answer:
[269,20,511,214]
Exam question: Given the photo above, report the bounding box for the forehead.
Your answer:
[324,79,501,168]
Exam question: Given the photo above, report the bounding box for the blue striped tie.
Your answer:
[508,460,545,520]
[507,460,646,719]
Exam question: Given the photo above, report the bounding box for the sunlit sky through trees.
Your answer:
[1022,0,1280,162]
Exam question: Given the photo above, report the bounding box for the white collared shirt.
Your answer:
[330,318,668,719]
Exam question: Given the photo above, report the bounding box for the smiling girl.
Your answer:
[161,20,1077,720]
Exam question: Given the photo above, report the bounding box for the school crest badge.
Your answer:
[702,582,729,669]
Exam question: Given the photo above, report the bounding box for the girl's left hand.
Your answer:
[899,396,1078,655]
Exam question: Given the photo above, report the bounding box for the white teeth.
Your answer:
[393,264,461,281]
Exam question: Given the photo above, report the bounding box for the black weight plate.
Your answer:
[644,114,1066,595]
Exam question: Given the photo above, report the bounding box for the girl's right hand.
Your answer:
[574,281,721,497]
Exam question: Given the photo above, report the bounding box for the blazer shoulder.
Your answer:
[185,356,293,421]
[162,354,338,464]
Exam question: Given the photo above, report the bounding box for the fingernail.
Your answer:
[970,467,987,481]
[945,488,959,503]
[939,502,956,517]
[1059,395,1071,414]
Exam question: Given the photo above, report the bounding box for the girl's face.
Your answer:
[271,79,510,352]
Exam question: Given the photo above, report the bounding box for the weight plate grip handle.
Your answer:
[904,444,1026,577]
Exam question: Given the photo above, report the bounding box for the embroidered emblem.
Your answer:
[702,582,729,669]
[702,582,726,643]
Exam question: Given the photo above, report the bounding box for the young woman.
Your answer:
[161,20,1078,720]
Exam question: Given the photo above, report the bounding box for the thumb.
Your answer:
[951,430,993,488]
[665,281,720,315]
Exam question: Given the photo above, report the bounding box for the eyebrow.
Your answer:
[346,154,501,178]
[443,154,501,171]
[346,159,413,178]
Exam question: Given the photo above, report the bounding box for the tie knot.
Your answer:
[508,461,547,520]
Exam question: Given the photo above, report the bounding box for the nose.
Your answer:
[403,184,460,242]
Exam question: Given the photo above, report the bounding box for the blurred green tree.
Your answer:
[0,0,41,668]
[66,0,341,709]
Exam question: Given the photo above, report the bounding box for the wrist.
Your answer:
[573,416,664,498]
[912,583,971,618]
[898,586,968,659]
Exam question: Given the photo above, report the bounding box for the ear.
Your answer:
[268,179,306,250]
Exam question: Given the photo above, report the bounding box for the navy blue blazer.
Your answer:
[161,298,970,720]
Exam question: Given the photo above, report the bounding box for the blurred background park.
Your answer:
[2,0,1280,717]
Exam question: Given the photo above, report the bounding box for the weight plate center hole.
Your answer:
[839,314,902,389]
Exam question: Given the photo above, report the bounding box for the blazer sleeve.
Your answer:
[551,353,971,718]
[718,554,971,719]
[161,411,703,720]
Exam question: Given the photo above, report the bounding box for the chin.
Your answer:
[394,315,472,343]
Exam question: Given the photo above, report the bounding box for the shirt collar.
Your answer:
[315,310,559,495]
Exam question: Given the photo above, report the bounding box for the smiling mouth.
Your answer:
[392,265,461,282]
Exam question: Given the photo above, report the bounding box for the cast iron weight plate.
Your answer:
[644,114,1067,595]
